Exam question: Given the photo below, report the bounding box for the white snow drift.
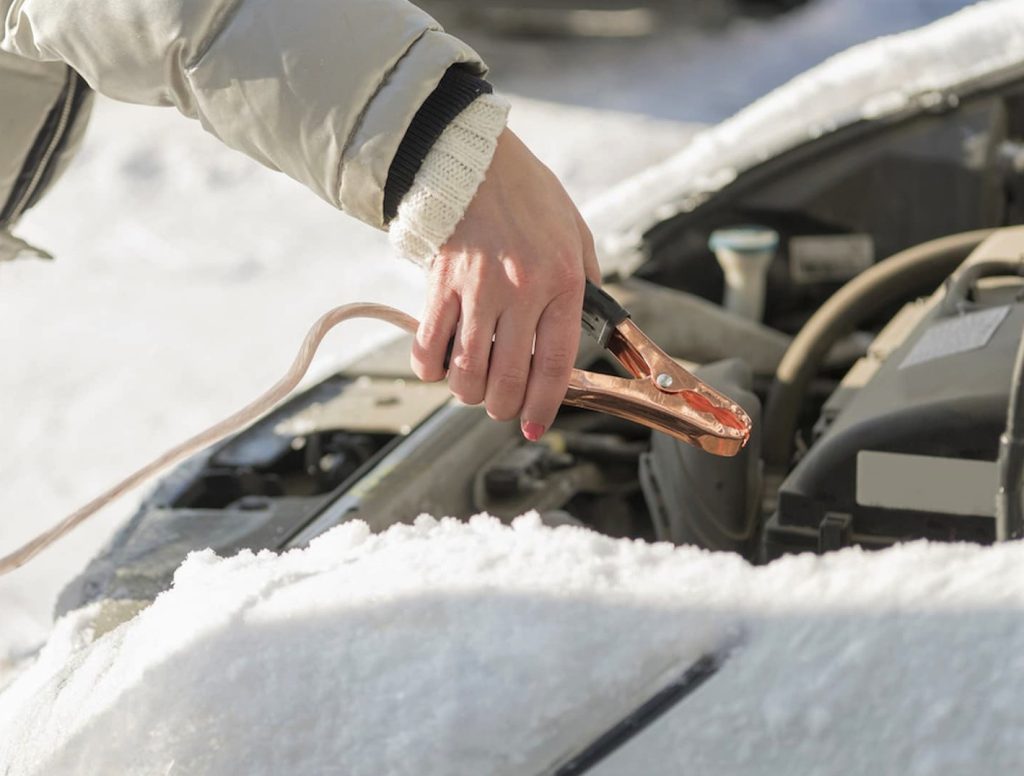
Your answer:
[1,515,1022,775]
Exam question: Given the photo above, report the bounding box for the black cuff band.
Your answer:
[383,66,493,224]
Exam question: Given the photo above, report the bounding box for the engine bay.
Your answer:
[57,69,1024,616]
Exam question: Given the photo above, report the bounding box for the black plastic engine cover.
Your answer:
[766,262,1024,559]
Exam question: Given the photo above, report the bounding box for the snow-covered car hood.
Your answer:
[2,515,1023,775]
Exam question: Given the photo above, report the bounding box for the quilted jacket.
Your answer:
[0,0,485,259]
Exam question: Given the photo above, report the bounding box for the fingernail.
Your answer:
[522,421,545,441]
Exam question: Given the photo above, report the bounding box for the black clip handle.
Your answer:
[581,280,630,348]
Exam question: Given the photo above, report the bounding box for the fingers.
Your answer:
[520,285,584,440]
[416,277,583,437]
[484,308,540,422]
[446,298,497,406]
[411,284,460,382]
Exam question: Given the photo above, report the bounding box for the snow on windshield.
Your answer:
[1,515,1021,775]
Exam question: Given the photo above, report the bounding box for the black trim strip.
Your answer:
[550,651,728,776]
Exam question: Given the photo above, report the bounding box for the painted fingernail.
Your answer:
[522,421,545,441]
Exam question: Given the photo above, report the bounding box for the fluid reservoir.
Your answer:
[709,226,778,321]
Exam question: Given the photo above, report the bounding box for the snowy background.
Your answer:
[2,0,1012,772]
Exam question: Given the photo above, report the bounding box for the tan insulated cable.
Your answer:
[0,303,421,576]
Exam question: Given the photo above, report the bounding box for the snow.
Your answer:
[585,0,1024,255]
[2,516,1022,775]
[0,515,734,775]
[595,540,1024,774]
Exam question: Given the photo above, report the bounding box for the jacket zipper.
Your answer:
[0,68,80,228]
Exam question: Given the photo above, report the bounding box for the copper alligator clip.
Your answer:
[565,282,752,457]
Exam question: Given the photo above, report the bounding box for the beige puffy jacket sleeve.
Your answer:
[1,0,486,228]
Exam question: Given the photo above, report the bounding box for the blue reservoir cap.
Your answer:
[709,226,779,254]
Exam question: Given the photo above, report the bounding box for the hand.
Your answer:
[410,128,601,441]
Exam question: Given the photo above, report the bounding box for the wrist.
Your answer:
[388,93,510,266]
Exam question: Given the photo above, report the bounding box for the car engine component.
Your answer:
[639,359,762,556]
[764,227,1024,558]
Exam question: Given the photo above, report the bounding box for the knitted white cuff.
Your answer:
[388,93,511,266]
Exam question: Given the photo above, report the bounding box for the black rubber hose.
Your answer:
[763,228,995,473]
[996,326,1024,541]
